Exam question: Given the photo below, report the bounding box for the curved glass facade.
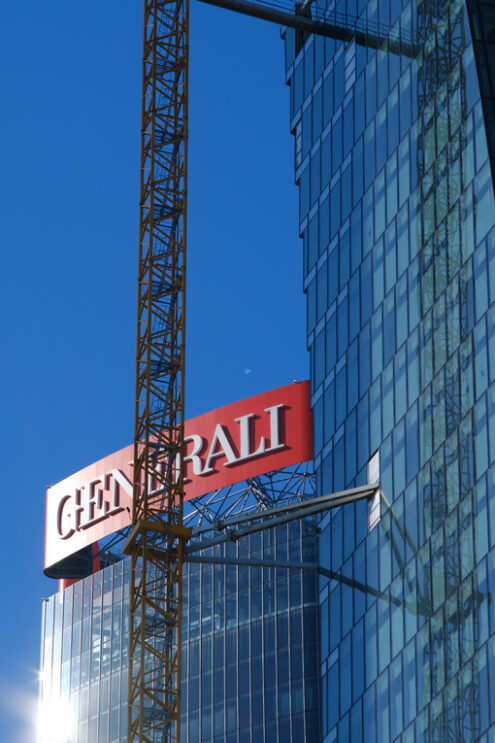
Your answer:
[180,522,320,742]
[39,520,320,743]
[284,0,495,740]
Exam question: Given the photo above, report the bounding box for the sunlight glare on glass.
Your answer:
[38,697,74,743]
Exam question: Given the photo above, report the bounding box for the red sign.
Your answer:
[44,381,312,572]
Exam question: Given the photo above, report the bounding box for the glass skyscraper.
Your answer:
[40,505,320,743]
[284,0,495,740]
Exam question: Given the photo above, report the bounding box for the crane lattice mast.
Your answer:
[124,0,190,741]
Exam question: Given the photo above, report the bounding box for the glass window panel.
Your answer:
[364,120,376,189]
[321,133,331,190]
[353,135,364,207]
[374,168,386,240]
[299,165,309,221]
[304,41,314,99]
[383,292,396,365]
[343,100,354,157]
[324,379,335,443]
[360,253,372,327]
[330,179,341,240]
[308,212,318,270]
[312,87,322,144]
[387,85,399,156]
[390,654,403,739]
[334,53,344,110]
[371,308,383,381]
[354,71,365,136]
[365,604,377,687]
[319,194,330,253]
[341,164,352,222]
[326,310,337,372]
[310,148,320,207]
[323,71,333,125]
[336,365,347,427]
[366,56,376,123]
[339,229,350,290]
[337,295,348,360]
[314,329,325,389]
[332,114,342,177]
[373,237,384,310]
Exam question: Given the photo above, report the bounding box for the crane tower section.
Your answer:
[124,0,190,741]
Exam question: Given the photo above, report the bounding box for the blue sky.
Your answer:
[0,1,306,740]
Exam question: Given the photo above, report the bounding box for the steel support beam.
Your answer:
[186,483,378,553]
[190,482,378,536]
[186,554,320,570]
[185,540,399,605]
[195,0,419,57]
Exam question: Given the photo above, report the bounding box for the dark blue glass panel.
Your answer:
[363,686,376,743]
[334,54,344,110]
[343,101,354,157]
[299,165,309,221]
[339,229,350,291]
[365,56,376,124]
[349,272,360,341]
[376,104,387,173]
[304,43,314,99]
[406,403,419,484]
[357,393,369,469]
[324,379,335,443]
[333,436,345,491]
[292,60,303,116]
[330,179,341,239]
[326,310,337,372]
[351,619,364,702]
[347,339,358,410]
[337,296,348,360]
[319,194,329,254]
[321,134,331,190]
[364,120,376,189]
[327,662,340,729]
[310,149,321,207]
[308,212,318,270]
[342,164,352,223]
[387,85,399,156]
[383,292,396,364]
[377,50,388,106]
[345,408,357,486]
[314,36,324,80]
[354,73,365,137]
[353,136,364,207]
[312,87,323,145]
[306,277,316,336]
[360,253,372,326]
[351,204,362,273]
[302,105,312,159]
[338,710,350,741]
[313,395,323,454]
[339,634,352,715]
[314,330,325,389]
[323,72,333,126]
[335,366,347,427]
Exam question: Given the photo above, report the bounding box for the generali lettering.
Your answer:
[56,404,287,540]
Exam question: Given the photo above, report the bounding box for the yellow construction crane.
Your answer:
[122,0,190,741]
[122,1,419,741]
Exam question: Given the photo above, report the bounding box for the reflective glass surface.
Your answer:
[39,520,319,742]
[285,0,495,739]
